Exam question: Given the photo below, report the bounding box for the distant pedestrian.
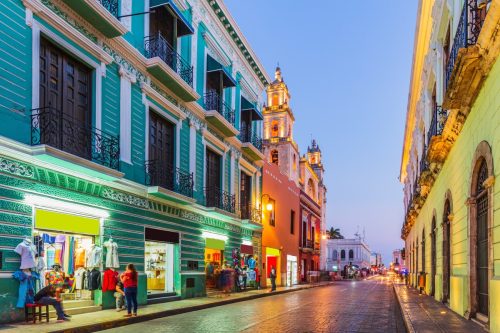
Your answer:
[121,263,138,317]
[269,266,277,292]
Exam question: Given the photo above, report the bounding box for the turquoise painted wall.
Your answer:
[102,63,121,136]
[0,0,31,144]
[195,130,204,202]
[180,119,190,174]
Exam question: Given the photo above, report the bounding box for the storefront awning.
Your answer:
[150,0,194,37]
[240,244,253,254]
[206,238,225,250]
[207,56,237,88]
[241,96,263,120]
[35,209,100,235]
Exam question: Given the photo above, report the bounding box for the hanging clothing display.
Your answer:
[102,269,118,292]
[12,271,39,308]
[87,268,101,290]
[103,239,119,268]
[14,239,37,269]
[86,245,102,268]
[247,257,256,269]
[74,267,87,290]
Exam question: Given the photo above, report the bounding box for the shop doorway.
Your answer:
[205,248,223,289]
[286,255,298,286]
[145,241,175,293]
[144,228,179,298]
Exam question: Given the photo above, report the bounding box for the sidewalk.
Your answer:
[393,282,486,333]
[0,282,334,333]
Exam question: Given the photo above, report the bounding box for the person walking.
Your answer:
[269,265,277,292]
[121,263,138,317]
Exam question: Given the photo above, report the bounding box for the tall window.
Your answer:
[348,249,354,260]
[340,250,345,260]
[442,199,451,303]
[271,120,279,137]
[475,159,489,316]
[332,250,338,260]
[431,217,436,296]
[290,210,295,234]
[271,150,279,165]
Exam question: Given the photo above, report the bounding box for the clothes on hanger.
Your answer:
[74,267,87,290]
[87,268,101,290]
[12,271,39,308]
[102,269,118,292]
[14,239,37,269]
[46,245,56,268]
[86,245,102,268]
[103,239,119,268]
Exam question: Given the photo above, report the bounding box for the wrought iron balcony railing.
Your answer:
[203,186,235,213]
[427,106,448,147]
[303,239,313,249]
[238,127,262,151]
[144,160,194,198]
[203,91,236,126]
[419,148,429,174]
[99,0,119,17]
[240,202,262,223]
[144,32,194,87]
[445,0,488,89]
[31,107,120,170]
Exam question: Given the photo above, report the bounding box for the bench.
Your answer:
[25,303,49,323]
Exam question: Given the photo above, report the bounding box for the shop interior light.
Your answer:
[201,231,228,241]
[24,194,110,218]
[242,240,252,246]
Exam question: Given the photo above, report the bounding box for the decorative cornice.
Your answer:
[141,83,187,121]
[101,187,149,209]
[202,32,232,67]
[0,157,36,179]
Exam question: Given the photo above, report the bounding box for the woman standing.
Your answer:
[121,263,138,317]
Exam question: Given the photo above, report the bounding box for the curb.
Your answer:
[49,282,335,333]
[392,283,415,333]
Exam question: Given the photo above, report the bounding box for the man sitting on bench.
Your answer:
[34,284,71,322]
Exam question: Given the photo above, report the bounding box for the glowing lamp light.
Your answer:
[242,240,252,246]
[266,202,273,211]
[24,194,109,218]
[201,231,228,241]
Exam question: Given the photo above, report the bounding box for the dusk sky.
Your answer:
[225,0,418,264]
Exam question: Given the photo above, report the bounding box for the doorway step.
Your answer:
[146,292,180,305]
[48,300,100,318]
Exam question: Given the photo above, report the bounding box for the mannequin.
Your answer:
[86,244,102,268]
[14,237,37,270]
[103,238,119,269]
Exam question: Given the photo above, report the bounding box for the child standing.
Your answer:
[121,263,138,317]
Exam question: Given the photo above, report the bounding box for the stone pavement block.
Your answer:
[393,282,487,333]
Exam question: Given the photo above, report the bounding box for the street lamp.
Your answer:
[261,194,274,211]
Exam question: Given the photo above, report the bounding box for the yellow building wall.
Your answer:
[407,54,500,323]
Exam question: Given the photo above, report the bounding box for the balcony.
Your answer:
[443,0,489,110]
[30,107,122,180]
[203,186,236,214]
[239,128,264,161]
[144,33,198,102]
[203,92,238,137]
[61,0,127,38]
[426,106,450,164]
[144,160,194,203]
[240,203,262,224]
[301,239,313,252]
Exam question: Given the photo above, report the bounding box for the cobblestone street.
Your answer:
[101,276,405,333]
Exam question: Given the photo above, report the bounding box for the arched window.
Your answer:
[442,198,451,303]
[340,250,345,260]
[293,154,297,171]
[271,120,279,137]
[474,158,489,316]
[332,250,338,260]
[271,150,279,165]
[348,249,354,260]
[421,229,425,274]
[307,178,316,199]
[431,216,437,296]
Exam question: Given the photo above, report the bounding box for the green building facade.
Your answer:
[0,0,268,323]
